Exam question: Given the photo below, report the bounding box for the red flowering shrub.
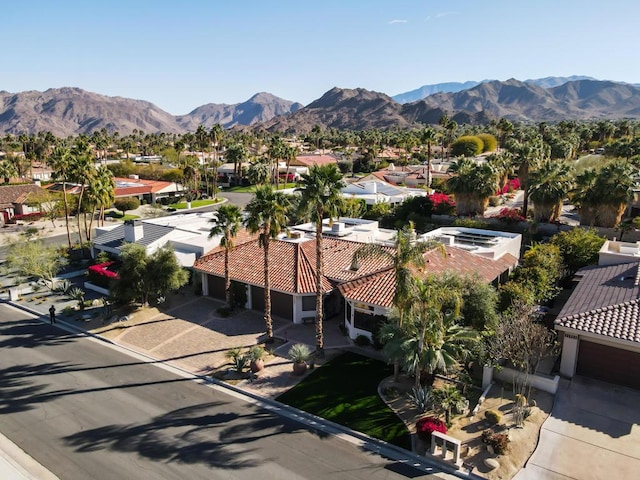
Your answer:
[496,178,520,195]
[494,207,525,224]
[429,193,455,215]
[12,212,43,222]
[88,261,119,288]
[415,416,448,443]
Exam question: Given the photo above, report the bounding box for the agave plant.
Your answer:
[225,347,248,373]
[67,287,86,311]
[408,386,433,414]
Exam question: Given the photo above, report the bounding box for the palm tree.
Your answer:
[226,143,247,185]
[420,126,438,187]
[179,155,200,205]
[447,158,499,216]
[70,139,95,249]
[48,145,73,248]
[210,124,225,198]
[0,159,17,184]
[380,276,477,389]
[509,135,549,217]
[573,162,635,228]
[528,159,573,223]
[297,164,345,355]
[351,222,442,380]
[244,185,290,342]
[209,204,243,308]
[282,144,298,188]
[268,137,284,188]
[247,158,270,186]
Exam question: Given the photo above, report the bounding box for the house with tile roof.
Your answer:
[193,221,520,338]
[112,177,184,204]
[555,261,640,389]
[341,180,427,205]
[0,184,43,224]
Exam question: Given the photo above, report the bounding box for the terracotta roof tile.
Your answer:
[339,246,516,307]
[555,262,640,344]
[556,300,640,343]
[0,184,42,209]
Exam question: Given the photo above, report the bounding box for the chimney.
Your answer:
[124,220,144,242]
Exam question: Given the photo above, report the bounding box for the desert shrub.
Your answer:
[482,430,510,455]
[477,133,498,152]
[485,409,502,425]
[451,136,483,157]
[416,416,447,443]
[114,197,140,215]
[488,195,501,207]
[453,217,490,229]
[429,192,455,215]
[408,386,433,414]
[354,334,371,347]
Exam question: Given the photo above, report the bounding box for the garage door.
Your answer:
[577,340,640,389]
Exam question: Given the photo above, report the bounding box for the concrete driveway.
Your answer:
[515,376,640,479]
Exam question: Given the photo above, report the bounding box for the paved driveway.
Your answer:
[514,376,640,479]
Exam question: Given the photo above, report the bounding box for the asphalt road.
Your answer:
[0,304,447,480]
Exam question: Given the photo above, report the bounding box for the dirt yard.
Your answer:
[380,376,553,479]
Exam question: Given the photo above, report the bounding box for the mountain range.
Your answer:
[0,88,301,137]
[2,76,640,136]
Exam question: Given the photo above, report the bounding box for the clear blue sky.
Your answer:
[2,0,638,115]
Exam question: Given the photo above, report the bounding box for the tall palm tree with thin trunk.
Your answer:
[244,185,290,342]
[509,134,549,218]
[420,126,438,188]
[209,204,243,308]
[70,139,95,250]
[210,124,225,198]
[48,145,73,248]
[297,164,345,355]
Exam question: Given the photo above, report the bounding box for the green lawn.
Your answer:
[172,199,221,209]
[276,351,411,449]
[105,211,140,221]
[225,183,297,193]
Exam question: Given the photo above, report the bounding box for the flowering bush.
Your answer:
[11,212,43,222]
[415,416,448,443]
[87,261,119,288]
[496,178,520,195]
[429,192,455,215]
[494,207,525,224]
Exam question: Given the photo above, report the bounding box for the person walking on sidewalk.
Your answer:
[49,305,56,324]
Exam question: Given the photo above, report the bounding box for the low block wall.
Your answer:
[490,366,559,394]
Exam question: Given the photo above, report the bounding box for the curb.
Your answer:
[2,298,482,480]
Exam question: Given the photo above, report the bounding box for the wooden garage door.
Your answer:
[577,341,640,389]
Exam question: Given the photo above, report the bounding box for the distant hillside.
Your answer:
[0,87,182,137]
[418,78,640,122]
[0,88,302,136]
[393,81,482,104]
[176,92,302,130]
[393,76,597,103]
[257,87,490,133]
[256,79,640,133]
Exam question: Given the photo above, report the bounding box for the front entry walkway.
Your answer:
[514,376,640,479]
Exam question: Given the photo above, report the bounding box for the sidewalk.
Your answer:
[0,432,59,480]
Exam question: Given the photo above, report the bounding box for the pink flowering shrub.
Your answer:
[416,416,448,442]
[11,212,43,222]
[496,178,520,195]
[429,192,455,215]
[494,207,525,224]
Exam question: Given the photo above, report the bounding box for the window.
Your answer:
[302,296,316,311]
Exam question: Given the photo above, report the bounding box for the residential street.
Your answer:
[0,304,451,480]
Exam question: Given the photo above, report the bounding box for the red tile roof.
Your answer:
[292,155,338,168]
[0,184,43,208]
[194,237,393,295]
[339,246,517,308]
[113,177,175,197]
